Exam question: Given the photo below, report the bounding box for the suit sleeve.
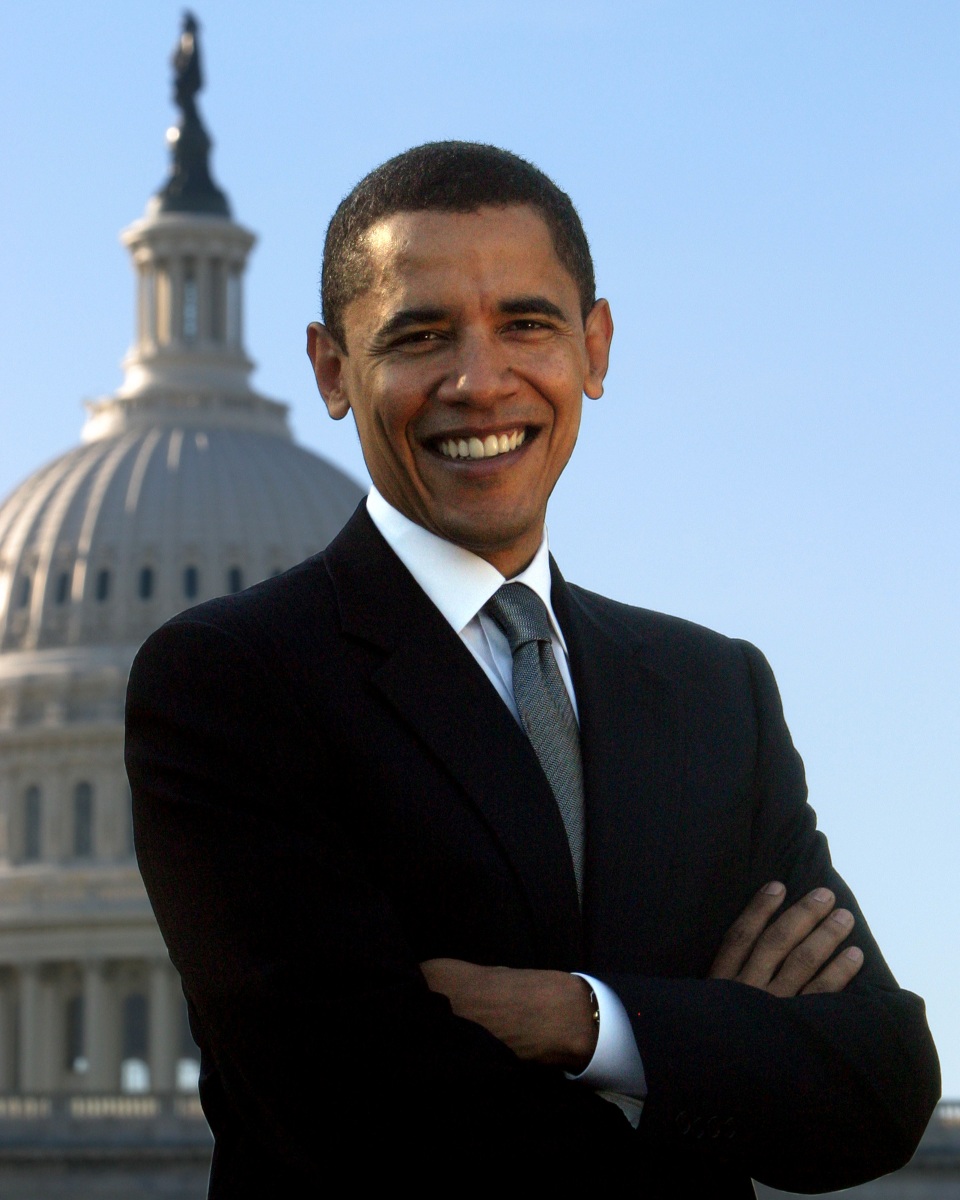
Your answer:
[125,615,633,1177]
[606,640,940,1194]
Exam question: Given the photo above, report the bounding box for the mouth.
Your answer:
[435,428,527,461]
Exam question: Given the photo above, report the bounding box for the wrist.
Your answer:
[563,972,600,1072]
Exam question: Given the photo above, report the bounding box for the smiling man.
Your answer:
[307,202,607,577]
[126,143,939,1197]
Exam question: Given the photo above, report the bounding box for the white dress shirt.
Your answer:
[366,488,646,1122]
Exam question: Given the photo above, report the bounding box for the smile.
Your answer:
[437,429,527,460]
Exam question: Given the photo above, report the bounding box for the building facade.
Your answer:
[0,13,361,1110]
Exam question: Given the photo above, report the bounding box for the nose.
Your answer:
[436,329,514,407]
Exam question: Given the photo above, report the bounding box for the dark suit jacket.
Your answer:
[125,505,939,1197]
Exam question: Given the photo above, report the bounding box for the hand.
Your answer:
[708,882,864,997]
[420,958,597,1071]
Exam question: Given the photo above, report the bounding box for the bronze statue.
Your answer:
[152,12,230,217]
[172,13,203,122]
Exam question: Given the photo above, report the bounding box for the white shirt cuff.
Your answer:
[566,973,647,1098]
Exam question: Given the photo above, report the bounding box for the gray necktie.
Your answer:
[484,583,585,900]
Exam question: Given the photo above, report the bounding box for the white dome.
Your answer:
[0,415,362,657]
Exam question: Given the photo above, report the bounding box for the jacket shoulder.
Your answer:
[564,581,766,679]
[145,551,335,644]
[127,552,344,718]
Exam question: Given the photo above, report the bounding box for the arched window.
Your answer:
[121,993,150,1093]
[55,571,71,605]
[73,782,94,859]
[65,995,87,1074]
[23,786,42,862]
[227,566,243,594]
[95,569,111,602]
[17,576,30,608]
[183,565,199,599]
[138,566,154,600]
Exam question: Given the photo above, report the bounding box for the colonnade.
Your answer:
[0,958,193,1094]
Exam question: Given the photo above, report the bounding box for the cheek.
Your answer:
[545,380,584,436]
[363,399,425,472]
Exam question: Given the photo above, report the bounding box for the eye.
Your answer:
[391,329,445,350]
[503,318,554,335]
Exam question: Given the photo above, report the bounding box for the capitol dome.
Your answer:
[0,410,360,660]
[0,14,362,1099]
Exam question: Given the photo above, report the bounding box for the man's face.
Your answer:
[307,204,613,576]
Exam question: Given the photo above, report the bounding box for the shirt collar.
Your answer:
[365,486,567,650]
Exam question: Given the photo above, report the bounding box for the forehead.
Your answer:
[355,204,575,312]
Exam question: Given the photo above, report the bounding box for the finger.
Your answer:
[800,945,865,996]
[765,907,855,997]
[737,887,836,988]
[708,882,786,979]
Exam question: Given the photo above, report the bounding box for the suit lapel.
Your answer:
[324,509,583,967]
[551,566,685,972]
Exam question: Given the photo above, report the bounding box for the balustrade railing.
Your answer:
[0,1091,211,1148]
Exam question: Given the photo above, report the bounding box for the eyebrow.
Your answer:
[374,295,569,344]
[374,307,449,343]
[497,295,568,322]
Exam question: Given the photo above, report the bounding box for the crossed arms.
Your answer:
[422,881,867,1073]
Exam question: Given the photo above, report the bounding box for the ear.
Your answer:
[582,299,613,400]
[306,322,351,420]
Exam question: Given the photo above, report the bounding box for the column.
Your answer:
[82,961,118,1092]
[137,264,148,344]
[143,262,156,347]
[35,971,60,1090]
[148,960,178,1092]
[156,260,171,344]
[17,965,41,1092]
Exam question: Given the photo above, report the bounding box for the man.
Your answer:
[126,142,939,1197]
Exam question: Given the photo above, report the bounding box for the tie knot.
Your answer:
[484,583,553,652]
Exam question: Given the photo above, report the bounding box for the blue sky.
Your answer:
[2,2,957,1094]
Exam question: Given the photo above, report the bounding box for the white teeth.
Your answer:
[437,429,527,460]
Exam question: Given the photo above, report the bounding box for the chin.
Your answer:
[439,513,541,565]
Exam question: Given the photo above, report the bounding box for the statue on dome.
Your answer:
[152,11,231,217]
[173,13,204,122]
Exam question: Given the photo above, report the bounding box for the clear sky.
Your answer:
[2,2,957,1095]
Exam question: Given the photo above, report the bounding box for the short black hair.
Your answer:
[321,141,596,350]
